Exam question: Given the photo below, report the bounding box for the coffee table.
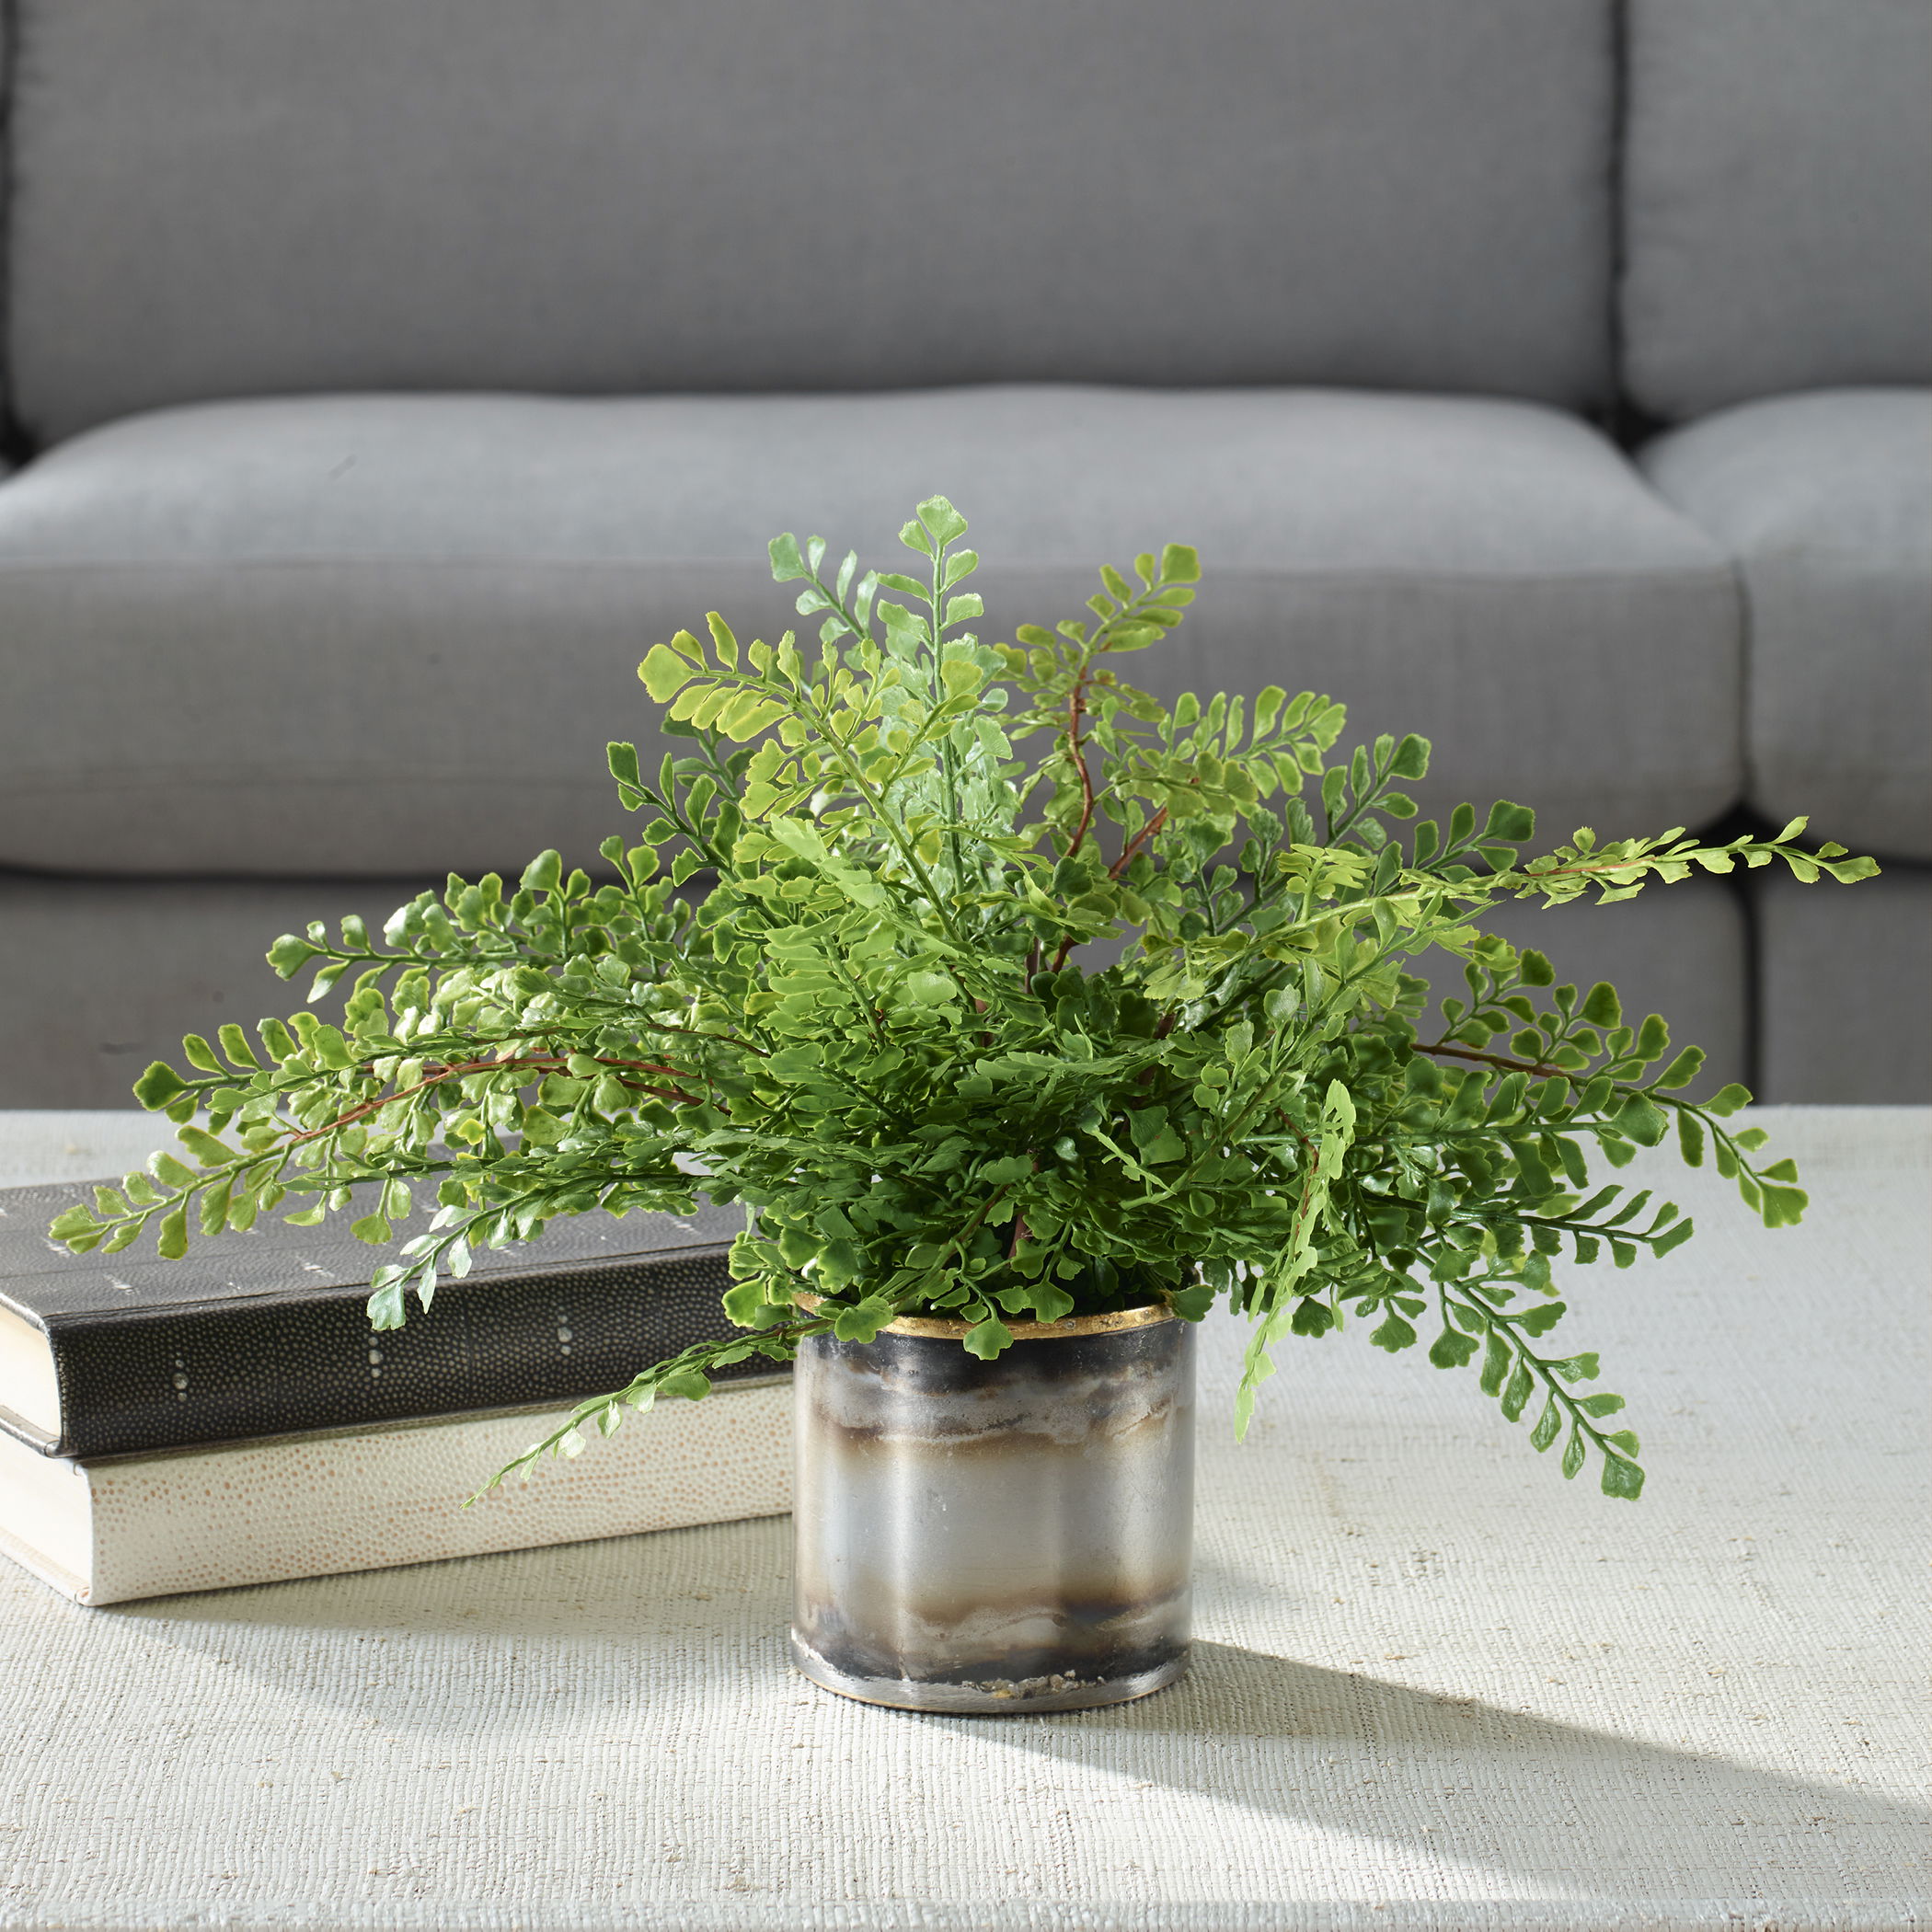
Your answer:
[1,1107,1925,1930]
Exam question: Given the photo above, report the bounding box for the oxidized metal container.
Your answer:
[790,1305,1194,1713]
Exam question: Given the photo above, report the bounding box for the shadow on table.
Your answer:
[103,1512,794,1644]
[109,1542,1927,1900]
[918,1640,1929,1896]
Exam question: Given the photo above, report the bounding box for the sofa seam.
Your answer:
[0,772,617,789]
[1602,0,1663,452]
[1682,537,1932,569]
[0,774,1753,803]
[0,555,1742,589]
[0,0,28,466]
[1603,0,1629,443]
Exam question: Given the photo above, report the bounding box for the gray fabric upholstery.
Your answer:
[0,387,1740,877]
[0,874,444,1109]
[6,0,1616,443]
[0,871,1750,1110]
[1757,864,1932,1104]
[1642,390,1932,861]
[0,6,11,446]
[1411,880,1748,1099]
[1623,0,1932,422]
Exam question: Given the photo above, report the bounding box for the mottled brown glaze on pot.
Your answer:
[790,1305,1194,1714]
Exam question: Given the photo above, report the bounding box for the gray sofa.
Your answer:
[1,0,1926,1105]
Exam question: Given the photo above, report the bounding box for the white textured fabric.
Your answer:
[0,1109,217,1183]
[0,1109,1926,1928]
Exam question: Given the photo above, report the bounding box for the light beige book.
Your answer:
[0,1377,791,1606]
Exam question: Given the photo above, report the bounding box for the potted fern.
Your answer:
[51,498,1873,1712]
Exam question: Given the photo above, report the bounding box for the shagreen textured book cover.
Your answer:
[0,1183,766,1458]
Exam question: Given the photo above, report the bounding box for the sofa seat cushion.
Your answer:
[1642,388,1932,860]
[0,385,1739,876]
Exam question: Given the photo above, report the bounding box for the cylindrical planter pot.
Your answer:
[791,1304,1194,1714]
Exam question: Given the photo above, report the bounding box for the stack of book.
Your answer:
[0,1181,790,1605]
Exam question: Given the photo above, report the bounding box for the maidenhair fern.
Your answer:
[50,498,1876,1501]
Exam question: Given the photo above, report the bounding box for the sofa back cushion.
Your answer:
[6,0,1616,442]
[1623,0,1932,422]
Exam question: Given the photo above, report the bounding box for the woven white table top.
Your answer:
[0,1107,1925,1932]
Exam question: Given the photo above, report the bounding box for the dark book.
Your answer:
[0,1180,762,1460]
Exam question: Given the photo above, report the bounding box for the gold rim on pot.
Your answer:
[794,1294,1175,1340]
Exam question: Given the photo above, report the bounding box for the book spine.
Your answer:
[27,1380,794,1606]
[41,1248,773,1460]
